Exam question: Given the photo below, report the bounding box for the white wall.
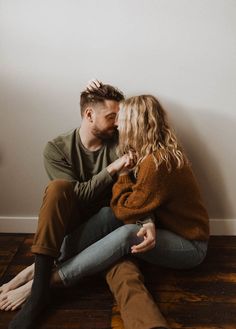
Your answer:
[0,0,236,233]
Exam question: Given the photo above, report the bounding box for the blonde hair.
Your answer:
[117,95,188,175]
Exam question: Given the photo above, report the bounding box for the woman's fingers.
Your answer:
[131,235,154,252]
[136,227,146,237]
[131,239,155,253]
[132,226,156,253]
[124,151,137,169]
[86,79,101,91]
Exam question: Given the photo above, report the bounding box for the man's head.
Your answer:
[80,83,124,140]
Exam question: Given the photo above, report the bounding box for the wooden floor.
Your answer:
[0,234,236,329]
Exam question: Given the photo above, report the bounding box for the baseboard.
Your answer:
[209,219,236,236]
[0,217,38,233]
[0,217,236,235]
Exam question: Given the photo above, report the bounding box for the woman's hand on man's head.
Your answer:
[85,79,102,92]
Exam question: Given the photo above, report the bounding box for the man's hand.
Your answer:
[107,151,137,176]
[131,222,156,253]
[106,155,130,176]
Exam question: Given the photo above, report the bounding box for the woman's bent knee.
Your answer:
[191,240,208,267]
[178,241,208,269]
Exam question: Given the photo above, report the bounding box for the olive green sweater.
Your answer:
[43,128,118,211]
[111,153,209,241]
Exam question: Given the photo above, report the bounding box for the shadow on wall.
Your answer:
[163,99,234,221]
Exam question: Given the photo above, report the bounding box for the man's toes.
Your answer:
[0,295,8,308]
[11,299,22,311]
[5,302,13,311]
[11,303,19,311]
[1,299,10,310]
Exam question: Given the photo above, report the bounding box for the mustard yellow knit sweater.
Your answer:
[111,153,209,241]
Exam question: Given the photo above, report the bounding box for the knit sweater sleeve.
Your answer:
[111,155,167,224]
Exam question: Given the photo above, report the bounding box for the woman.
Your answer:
[0,95,209,324]
[110,95,209,268]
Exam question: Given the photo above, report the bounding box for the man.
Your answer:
[8,80,169,329]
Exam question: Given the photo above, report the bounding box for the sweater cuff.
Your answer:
[136,218,154,227]
[117,173,133,184]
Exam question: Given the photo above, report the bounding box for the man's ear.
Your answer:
[84,107,94,123]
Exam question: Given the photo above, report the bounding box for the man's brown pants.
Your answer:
[31,179,169,329]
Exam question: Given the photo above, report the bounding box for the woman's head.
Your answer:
[117,95,187,172]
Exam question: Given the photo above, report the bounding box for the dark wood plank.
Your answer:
[207,236,236,248]
[0,234,26,280]
[160,302,236,328]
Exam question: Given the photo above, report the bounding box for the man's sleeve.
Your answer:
[43,141,114,203]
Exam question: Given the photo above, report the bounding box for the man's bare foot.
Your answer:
[0,267,64,312]
[0,264,34,296]
[0,280,32,311]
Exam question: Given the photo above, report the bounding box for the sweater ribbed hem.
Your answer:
[117,174,132,184]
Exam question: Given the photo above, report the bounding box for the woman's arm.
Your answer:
[111,154,168,224]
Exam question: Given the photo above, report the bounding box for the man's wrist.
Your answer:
[106,164,116,177]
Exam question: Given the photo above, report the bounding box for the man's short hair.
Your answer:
[80,83,124,116]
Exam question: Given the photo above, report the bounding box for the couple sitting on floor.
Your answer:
[0,79,209,329]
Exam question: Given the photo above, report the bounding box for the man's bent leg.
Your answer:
[105,259,169,329]
[31,179,78,258]
[9,180,78,329]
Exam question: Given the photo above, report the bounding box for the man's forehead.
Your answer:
[98,100,119,113]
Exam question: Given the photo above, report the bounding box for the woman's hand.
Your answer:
[131,222,156,253]
[86,79,102,92]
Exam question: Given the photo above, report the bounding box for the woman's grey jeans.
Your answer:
[56,207,208,286]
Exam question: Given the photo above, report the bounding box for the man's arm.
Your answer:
[44,141,128,203]
[44,141,114,202]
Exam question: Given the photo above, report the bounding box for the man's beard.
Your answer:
[92,126,118,140]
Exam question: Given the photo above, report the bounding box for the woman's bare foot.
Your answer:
[0,280,33,311]
[0,264,34,296]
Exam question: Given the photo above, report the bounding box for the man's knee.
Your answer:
[45,179,74,200]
